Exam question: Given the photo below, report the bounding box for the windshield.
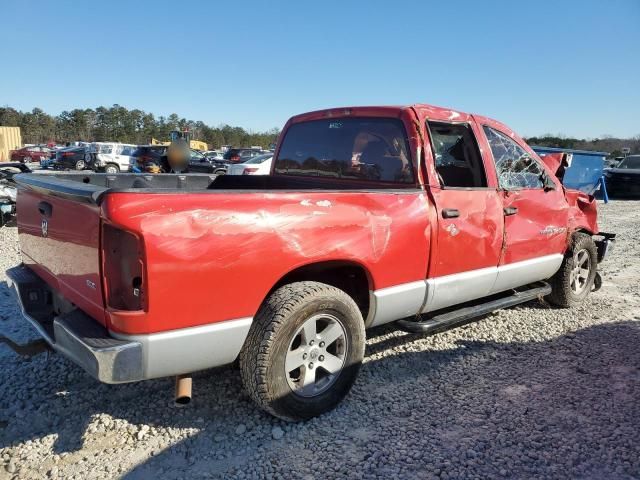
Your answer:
[618,156,640,169]
[275,117,414,183]
[244,154,272,164]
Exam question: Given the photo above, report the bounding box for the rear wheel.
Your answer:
[240,281,365,421]
[104,164,120,174]
[23,156,32,164]
[75,159,86,170]
[547,232,598,307]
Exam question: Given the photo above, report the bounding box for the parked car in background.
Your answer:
[604,155,640,197]
[90,143,138,173]
[223,148,267,164]
[188,150,228,175]
[227,154,273,175]
[10,145,51,163]
[0,162,31,225]
[54,146,91,170]
[204,150,225,161]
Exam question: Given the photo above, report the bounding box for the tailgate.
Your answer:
[16,179,106,325]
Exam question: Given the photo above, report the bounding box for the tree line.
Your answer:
[0,105,280,150]
[3,105,639,157]
[524,135,640,158]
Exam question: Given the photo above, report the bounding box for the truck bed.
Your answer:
[14,171,428,335]
[16,172,417,205]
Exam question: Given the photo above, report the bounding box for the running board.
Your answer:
[396,282,552,334]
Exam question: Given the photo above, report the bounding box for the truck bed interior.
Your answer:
[15,172,419,203]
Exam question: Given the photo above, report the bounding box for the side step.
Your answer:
[396,282,552,334]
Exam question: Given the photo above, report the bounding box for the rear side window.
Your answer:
[427,122,487,188]
[483,126,544,189]
[275,118,414,183]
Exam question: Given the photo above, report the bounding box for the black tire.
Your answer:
[546,232,598,308]
[240,281,365,421]
[104,164,120,174]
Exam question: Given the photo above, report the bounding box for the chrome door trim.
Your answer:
[491,254,563,294]
[366,280,427,328]
[422,266,498,313]
[367,254,564,328]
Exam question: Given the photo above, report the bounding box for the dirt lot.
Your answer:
[1,201,639,480]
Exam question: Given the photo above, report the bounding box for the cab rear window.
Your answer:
[275,118,414,183]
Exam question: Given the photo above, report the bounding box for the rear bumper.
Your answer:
[6,265,252,383]
[7,265,144,383]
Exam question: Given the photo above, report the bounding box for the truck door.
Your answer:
[480,125,568,293]
[421,117,504,312]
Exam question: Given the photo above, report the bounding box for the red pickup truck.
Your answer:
[7,104,614,421]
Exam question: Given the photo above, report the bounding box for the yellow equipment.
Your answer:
[150,135,207,151]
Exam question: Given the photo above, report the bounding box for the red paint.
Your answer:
[101,191,431,333]
[17,104,600,336]
[18,188,107,325]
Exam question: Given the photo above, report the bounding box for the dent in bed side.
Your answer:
[102,190,433,335]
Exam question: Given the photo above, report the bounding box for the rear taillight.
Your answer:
[62,152,75,157]
[243,167,259,175]
[102,224,146,311]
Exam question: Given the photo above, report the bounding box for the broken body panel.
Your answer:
[11,103,601,383]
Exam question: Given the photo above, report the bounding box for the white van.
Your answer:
[91,143,138,173]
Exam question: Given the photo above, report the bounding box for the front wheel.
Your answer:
[240,281,365,421]
[546,232,598,307]
[75,159,86,170]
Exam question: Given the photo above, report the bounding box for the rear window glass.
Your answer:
[275,117,414,183]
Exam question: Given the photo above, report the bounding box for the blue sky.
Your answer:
[1,0,639,138]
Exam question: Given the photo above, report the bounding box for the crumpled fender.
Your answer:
[565,188,599,235]
[540,152,571,181]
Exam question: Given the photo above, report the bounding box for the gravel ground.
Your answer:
[1,201,639,479]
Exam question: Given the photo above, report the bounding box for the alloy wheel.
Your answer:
[285,313,348,398]
[570,249,591,294]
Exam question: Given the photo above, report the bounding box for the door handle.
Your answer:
[442,208,460,219]
[38,201,53,218]
[504,206,518,216]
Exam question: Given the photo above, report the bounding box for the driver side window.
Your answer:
[483,126,545,190]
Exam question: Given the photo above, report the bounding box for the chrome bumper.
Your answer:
[6,265,144,384]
